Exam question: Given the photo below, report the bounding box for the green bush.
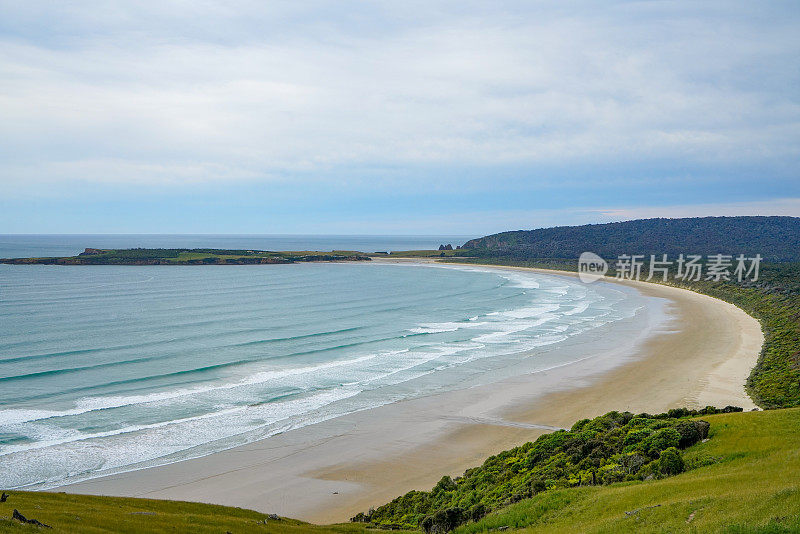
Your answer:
[658,447,685,475]
[420,507,465,533]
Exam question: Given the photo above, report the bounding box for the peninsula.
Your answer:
[0,248,372,265]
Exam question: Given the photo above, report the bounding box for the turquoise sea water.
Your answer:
[0,237,654,490]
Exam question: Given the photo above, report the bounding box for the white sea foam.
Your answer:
[408,321,488,334]
[0,350,394,429]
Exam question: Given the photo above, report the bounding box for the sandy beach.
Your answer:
[57,263,763,524]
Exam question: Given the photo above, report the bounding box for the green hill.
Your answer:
[460,216,800,262]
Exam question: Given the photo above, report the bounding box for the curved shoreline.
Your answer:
[472,263,763,411]
[55,262,763,524]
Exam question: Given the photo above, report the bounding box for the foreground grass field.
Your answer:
[0,492,412,534]
[458,408,800,534]
[2,409,798,533]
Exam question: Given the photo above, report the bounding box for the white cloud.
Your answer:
[0,1,798,188]
[316,198,800,236]
[594,198,800,223]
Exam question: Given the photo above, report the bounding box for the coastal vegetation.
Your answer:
[0,248,372,265]
[353,407,739,531]
[455,407,800,534]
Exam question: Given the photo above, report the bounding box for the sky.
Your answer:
[1,1,799,236]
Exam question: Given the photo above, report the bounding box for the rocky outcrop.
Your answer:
[12,509,51,528]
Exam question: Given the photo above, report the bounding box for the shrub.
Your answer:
[434,476,457,493]
[659,447,685,475]
[640,428,681,457]
[420,507,465,533]
[675,420,702,448]
[469,503,487,522]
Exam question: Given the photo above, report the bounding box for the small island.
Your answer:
[0,248,372,265]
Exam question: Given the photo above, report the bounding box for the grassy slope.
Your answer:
[0,492,413,533]
[458,408,800,534]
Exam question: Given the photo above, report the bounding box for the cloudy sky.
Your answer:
[1,1,798,235]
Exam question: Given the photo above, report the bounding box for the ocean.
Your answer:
[0,235,656,490]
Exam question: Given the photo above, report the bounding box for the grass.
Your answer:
[0,492,415,533]
[455,408,800,534]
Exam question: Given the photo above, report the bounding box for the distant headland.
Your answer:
[0,248,372,265]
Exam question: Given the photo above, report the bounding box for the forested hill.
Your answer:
[460,216,800,261]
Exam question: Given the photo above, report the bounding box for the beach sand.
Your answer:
[57,264,763,524]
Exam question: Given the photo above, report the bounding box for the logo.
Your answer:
[578,252,608,283]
